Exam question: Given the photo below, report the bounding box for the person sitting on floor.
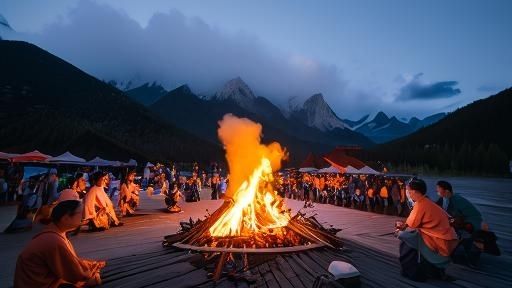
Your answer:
[395,178,459,282]
[118,170,139,217]
[83,171,122,231]
[435,180,491,266]
[14,200,106,287]
[164,182,183,213]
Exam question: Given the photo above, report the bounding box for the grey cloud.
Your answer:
[396,73,461,101]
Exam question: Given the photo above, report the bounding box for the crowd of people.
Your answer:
[277,172,412,216]
[1,162,501,286]
[276,172,501,281]
[1,166,139,233]
[141,162,228,212]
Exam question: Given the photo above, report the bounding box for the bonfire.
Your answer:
[163,114,342,279]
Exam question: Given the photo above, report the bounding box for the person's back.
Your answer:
[447,193,482,232]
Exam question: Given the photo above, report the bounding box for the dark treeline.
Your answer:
[362,87,512,176]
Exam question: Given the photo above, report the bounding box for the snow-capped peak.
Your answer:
[300,93,346,131]
[215,77,256,108]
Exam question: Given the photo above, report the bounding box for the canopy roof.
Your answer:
[10,150,51,163]
[47,151,86,164]
[358,166,381,175]
[300,153,329,169]
[317,166,341,173]
[86,157,115,167]
[0,151,19,160]
[344,165,361,174]
[124,159,138,167]
[298,167,318,173]
[323,147,366,170]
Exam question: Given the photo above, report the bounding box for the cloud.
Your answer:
[5,0,347,109]
[395,73,461,101]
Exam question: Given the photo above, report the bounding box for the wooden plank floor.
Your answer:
[1,189,511,287]
[100,239,512,288]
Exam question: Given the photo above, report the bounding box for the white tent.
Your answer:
[86,157,115,167]
[47,151,86,164]
[298,167,318,173]
[123,159,138,167]
[145,162,155,168]
[358,166,381,175]
[318,166,341,173]
[344,165,361,174]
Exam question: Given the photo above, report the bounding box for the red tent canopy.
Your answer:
[10,150,51,163]
[300,153,329,169]
[322,147,366,170]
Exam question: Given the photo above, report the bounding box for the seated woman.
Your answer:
[396,178,458,281]
[14,200,105,287]
[83,171,122,231]
[118,170,139,217]
[164,182,183,213]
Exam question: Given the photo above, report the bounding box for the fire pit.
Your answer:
[162,114,342,281]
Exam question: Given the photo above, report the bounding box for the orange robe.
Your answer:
[14,225,99,288]
[406,196,459,256]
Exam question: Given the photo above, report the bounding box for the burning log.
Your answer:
[163,203,343,252]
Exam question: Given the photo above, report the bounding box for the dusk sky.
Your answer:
[1,0,511,119]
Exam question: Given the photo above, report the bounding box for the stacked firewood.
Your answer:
[163,201,343,251]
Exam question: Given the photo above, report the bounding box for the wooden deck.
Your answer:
[1,189,511,287]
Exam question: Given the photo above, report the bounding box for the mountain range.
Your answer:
[125,78,447,144]
[3,39,505,174]
[343,111,447,143]
[146,79,373,165]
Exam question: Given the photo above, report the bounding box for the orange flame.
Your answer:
[209,114,289,237]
